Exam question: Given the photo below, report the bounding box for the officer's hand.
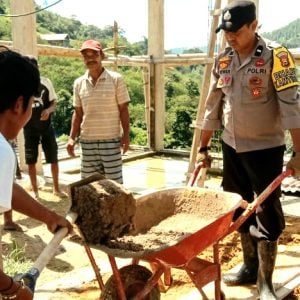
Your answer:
[196,148,212,168]
[286,152,300,176]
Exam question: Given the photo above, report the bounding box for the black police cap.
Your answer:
[216,1,256,33]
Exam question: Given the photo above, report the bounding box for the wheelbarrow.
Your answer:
[65,168,293,300]
[17,170,292,300]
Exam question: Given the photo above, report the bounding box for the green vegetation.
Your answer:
[262,19,300,49]
[3,240,32,277]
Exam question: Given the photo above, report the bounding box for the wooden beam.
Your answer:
[148,0,165,151]
[187,0,223,185]
[10,0,43,175]
[2,40,300,65]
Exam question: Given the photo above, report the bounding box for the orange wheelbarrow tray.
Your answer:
[71,170,292,300]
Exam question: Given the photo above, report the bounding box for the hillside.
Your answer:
[0,0,146,55]
[262,18,300,49]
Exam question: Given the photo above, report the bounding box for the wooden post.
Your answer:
[187,0,222,184]
[148,0,165,150]
[143,67,151,148]
[10,0,43,175]
[113,21,119,71]
[149,56,156,149]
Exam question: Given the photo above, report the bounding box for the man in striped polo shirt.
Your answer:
[67,39,130,183]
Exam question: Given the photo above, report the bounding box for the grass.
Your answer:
[3,239,32,277]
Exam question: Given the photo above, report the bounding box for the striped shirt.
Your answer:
[73,69,130,140]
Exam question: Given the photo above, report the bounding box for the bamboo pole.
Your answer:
[10,0,43,176]
[186,0,222,186]
[143,67,151,148]
[148,0,165,150]
[1,40,299,65]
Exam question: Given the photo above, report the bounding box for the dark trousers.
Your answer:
[221,141,285,241]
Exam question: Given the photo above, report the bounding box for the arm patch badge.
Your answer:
[271,46,299,91]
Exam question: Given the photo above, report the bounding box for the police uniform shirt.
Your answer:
[201,35,300,153]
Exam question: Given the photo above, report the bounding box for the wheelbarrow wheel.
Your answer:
[100,264,160,300]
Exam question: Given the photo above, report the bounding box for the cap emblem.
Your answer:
[223,10,231,21]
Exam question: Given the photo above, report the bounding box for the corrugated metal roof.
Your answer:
[40,33,69,41]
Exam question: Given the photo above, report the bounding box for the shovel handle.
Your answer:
[32,211,77,272]
[228,169,293,234]
[188,163,203,187]
[14,211,78,292]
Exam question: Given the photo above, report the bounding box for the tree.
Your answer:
[52,89,73,136]
[165,107,196,149]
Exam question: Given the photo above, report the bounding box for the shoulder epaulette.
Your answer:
[271,45,299,91]
[266,40,281,50]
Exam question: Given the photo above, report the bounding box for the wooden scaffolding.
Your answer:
[5,0,300,183]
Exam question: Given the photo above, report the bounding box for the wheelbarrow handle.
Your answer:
[14,211,78,292]
[228,169,294,234]
[188,163,203,187]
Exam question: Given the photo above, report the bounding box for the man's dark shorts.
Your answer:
[24,127,58,164]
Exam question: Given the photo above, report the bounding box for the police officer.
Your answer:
[197,1,300,299]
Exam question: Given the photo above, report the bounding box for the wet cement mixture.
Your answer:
[73,179,136,243]
[103,187,241,255]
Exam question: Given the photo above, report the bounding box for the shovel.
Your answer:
[14,173,105,292]
[14,211,77,292]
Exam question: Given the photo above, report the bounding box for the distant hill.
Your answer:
[168,46,207,54]
[168,19,300,54]
[262,18,300,49]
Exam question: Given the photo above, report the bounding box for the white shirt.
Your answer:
[0,133,15,213]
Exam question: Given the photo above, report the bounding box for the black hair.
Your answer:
[25,55,42,97]
[0,46,40,113]
[26,55,38,67]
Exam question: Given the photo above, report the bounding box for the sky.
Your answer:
[35,0,300,49]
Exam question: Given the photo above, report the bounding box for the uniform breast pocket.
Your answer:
[242,74,269,104]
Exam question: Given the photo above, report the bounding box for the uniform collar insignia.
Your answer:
[254,45,263,57]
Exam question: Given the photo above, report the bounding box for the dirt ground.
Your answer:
[1,181,300,299]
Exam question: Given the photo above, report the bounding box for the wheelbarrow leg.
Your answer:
[213,242,222,300]
[84,244,104,290]
[185,255,222,300]
[149,262,172,292]
[108,255,127,300]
